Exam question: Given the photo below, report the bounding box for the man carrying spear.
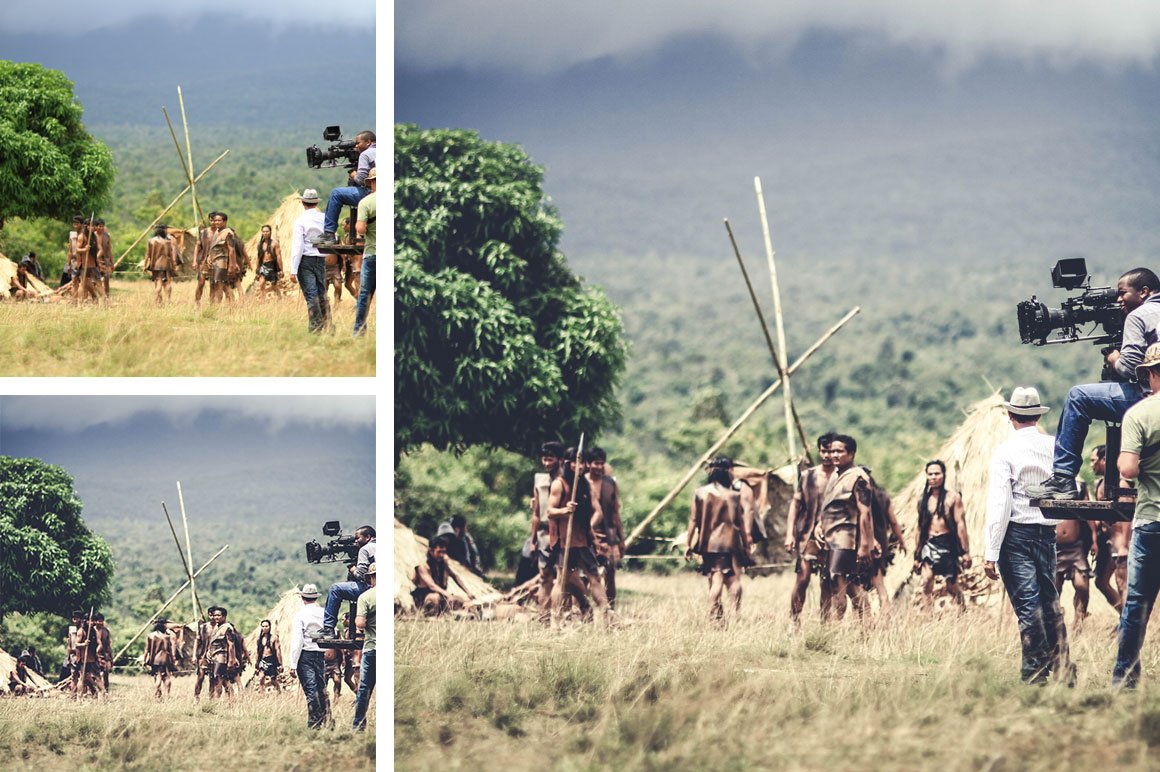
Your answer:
[547,440,613,624]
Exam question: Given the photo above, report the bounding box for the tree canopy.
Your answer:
[395,124,628,455]
[0,61,115,228]
[0,457,114,622]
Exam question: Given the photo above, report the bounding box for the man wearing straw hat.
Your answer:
[290,188,331,333]
[288,583,330,729]
[1111,343,1160,687]
[983,386,1073,684]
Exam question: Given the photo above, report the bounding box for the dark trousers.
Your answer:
[297,255,331,334]
[1113,521,1160,687]
[296,650,330,729]
[352,648,376,730]
[353,253,375,336]
[998,522,1068,683]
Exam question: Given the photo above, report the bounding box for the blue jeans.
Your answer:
[997,523,1068,682]
[324,580,370,630]
[353,253,375,336]
[1113,521,1160,687]
[324,186,369,235]
[352,648,376,730]
[296,650,330,729]
[296,255,331,333]
[1053,381,1143,478]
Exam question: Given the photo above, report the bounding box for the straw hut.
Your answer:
[884,391,1032,603]
[0,646,53,694]
[744,464,795,568]
[394,518,501,613]
[0,252,53,299]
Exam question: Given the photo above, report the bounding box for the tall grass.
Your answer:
[0,673,376,770]
[0,281,375,376]
[396,571,1160,771]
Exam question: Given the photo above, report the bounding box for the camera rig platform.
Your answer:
[1031,422,1134,523]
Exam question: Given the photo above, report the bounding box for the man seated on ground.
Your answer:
[6,261,30,301]
[412,535,474,615]
[914,460,970,610]
[436,515,483,577]
[7,658,32,696]
[320,525,376,638]
[1031,267,1160,501]
[20,252,43,281]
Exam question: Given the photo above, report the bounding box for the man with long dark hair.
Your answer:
[914,460,971,610]
[687,457,752,621]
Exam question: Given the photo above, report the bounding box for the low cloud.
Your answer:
[396,0,1160,75]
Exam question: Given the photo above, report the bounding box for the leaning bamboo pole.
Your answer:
[110,150,230,269]
[176,482,204,622]
[754,177,797,466]
[112,544,229,665]
[623,306,861,549]
[723,217,812,464]
[162,106,208,228]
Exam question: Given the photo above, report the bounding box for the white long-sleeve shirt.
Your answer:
[287,602,324,670]
[290,207,325,275]
[983,425,1060,562]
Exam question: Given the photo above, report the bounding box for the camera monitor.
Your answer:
[1052,258,1089,290]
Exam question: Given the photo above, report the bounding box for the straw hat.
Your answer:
[298,583,321,599]
[299,189,320,203]
[1136,342,1160,385]
[1003,386,1050,416]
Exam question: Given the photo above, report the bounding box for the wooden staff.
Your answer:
[112,544,229,665]
[161,502,194,584]
[552,435,585,609]
[754,177,797,465]
[112,149,229,269]
[75,606,94,695]
[177,87,205,273]
[623,307,860,550]
[177,481,204,622]
[724,217,812,464]
[162,107,208,227]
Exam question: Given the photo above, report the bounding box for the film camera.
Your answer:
[304,521,360,565]
[1016,257,1125,381]
[305,126,360,170]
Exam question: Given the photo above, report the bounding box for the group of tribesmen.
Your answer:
[408,435,1130,627]
[2,605,363,702]
[3,211,363,307]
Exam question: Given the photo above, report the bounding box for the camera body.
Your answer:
[304,520,360,565]
[305,126,360,170]
[1016,258,1124,381]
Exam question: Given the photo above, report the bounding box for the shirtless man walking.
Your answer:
[144,619,177,699]
[785,433,836,622]
[144,224,177,305]
[687,457,753,622]
[253,225,283,299]
[585,446,626,608]
[914,460,971,610]
[546,448,613,623]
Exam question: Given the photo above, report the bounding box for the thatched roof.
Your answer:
[0,253,53,298]
[884,391,1039,599]
[0,646,52,694]
[394,518,501,612]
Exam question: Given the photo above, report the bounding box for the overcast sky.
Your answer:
[398,1,1160,75]
[0,0,374,34]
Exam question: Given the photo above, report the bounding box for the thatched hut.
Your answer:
[0,646,53,694]
[884,391,1035,603]
[0,253,53,299]
[394,518,501,613]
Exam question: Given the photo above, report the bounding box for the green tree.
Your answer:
[0,61,115,229]
[0,457,114,624]
[395,124,629,456]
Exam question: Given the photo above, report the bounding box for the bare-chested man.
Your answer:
[6,261,30,301]
[1098,445,1137,607]
[144,618,177,699]
[74,614,108,699]
[585,446,626,608]
[253,225,283,299]
[194,212,245,307]
[530,442,569,615]
[74,220,108,303]
[1055,515,1096,630]
[817,435,878,620]
[63,215,83,289]
[547,448,614,623]
[144,224,177,305]
[785,433,837,621]
[197,606,245,699]
[914,460,971,610]
[687,457,753,622]
[253,619,283,692]
[94,220,113,296]
[413,536,474,615]
[1088,446,1123,612]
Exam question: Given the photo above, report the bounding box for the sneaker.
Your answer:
[312,232,337,247]
[1026,474,1081,501]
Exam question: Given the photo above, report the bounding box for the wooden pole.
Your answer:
[623,307,860,549]
[75,605,94,696]
[754,177,797,464]
[111,149,229,269]
[176,481,204,622]
[551,436,584,609]
[162,107,208,228]
[177,87,205,268]
[161,502,194,581]
[724,217,813,464]
[111,544,229,665]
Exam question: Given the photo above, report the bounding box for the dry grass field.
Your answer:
[0,672,377,770]
[395,570,1160,771]
[0,280,375,376]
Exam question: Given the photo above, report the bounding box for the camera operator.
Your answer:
[319,525,376,639]
[313,130,375,247]
[1030,267,1160,500]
